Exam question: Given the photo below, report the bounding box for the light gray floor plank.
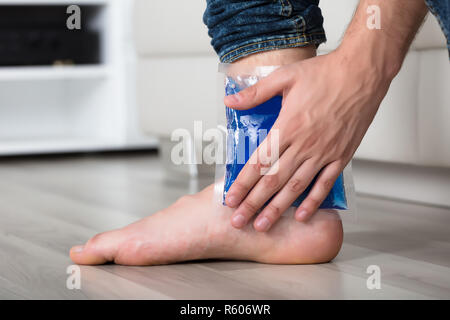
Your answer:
[0,154,448,299]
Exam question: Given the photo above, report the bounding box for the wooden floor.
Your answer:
[0,153,449,300]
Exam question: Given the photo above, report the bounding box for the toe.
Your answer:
[70,230,121,265]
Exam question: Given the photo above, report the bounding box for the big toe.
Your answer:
[70,229,123,265]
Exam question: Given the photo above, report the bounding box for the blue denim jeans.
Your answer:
[203,0,450,62]
[203,0,326,63]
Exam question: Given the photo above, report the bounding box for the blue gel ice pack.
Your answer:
[223,77,347,210]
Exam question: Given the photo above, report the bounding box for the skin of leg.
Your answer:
[226,46,316,75]
[70,46,344,266]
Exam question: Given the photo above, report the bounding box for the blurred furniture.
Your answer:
[135,0,450,206]
[0,0,156,155]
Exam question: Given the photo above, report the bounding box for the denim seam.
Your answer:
[229,41,311,60]
[220,32,325,62]
[221,35,324,63]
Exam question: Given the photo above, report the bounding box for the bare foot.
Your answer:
[70,46,342,266]
[70,184,343,265]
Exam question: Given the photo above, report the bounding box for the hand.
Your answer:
[223,49,392,231]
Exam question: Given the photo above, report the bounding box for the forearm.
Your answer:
[339,0,428,80]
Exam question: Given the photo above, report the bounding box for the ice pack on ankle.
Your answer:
[223,76,348,210]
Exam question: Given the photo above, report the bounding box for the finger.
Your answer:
[253,159,320,232]
[230,148,302,229]
[70,230,121,265]
[224,66,293,110]
[295,161,343,222]
[225,122,288,208]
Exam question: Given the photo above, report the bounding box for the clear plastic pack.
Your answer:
[214,63,356,219]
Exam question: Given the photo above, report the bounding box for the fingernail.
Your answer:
[226,195,238,207]
[296,209,308,221]
[72,245,84,253]
[231,215,246,228]
[255,217,271,232]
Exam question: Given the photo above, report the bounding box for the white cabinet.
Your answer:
[0,0,157,155]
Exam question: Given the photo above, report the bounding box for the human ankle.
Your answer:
[232,46,316,68]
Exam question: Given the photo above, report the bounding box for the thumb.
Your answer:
[224,67,292,110]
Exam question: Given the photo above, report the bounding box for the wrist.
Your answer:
[337,32,403,82]
[334,0,428,83]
